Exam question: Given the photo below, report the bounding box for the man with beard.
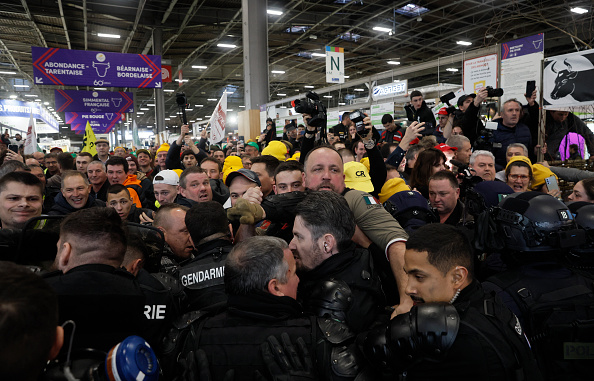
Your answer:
[289,191,385,333]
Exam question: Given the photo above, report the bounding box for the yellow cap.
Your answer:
[360,157,371,172]
[378,178,411,204]
[344,161,374,193]
[287,152,301,161]
[531,164,558,190]
[262,141,288,161]
[222,155,243,173]
[505,155,532,170]
[156,143,170,154]
[172,169,183,178]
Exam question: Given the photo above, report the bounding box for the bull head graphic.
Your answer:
[550,59,578,100]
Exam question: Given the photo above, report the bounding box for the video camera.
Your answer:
[485,86,504,98]
[292,91,327,128]
[439,92,458,115]
[176,92,189,127]
[473,121,502,152]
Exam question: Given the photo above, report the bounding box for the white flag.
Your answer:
[208,92,227,143]
[24,112,38,155]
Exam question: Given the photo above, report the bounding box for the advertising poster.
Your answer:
[32,47,161,88]
[500,34,544,104]
[55,89,134,113]
[463,54,498,92]
[543,49,594,109]
[370,102,394,128]
[372,80,408,101]
[0,99,59,131]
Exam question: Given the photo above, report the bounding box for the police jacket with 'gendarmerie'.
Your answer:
[298,244,386,333]
[164,290,367,381]
[177,238,231,312]
[400,280,542,381]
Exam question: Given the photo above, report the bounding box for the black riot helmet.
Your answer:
[568,202,594,258]
[495,192,585,253]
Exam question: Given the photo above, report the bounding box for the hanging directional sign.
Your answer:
[32,47,161,88]
[55,89,134,113]
[65,112,123,130]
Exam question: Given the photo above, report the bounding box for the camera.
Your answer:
[176,92,189,126]
[485,86,504,97]
[292,91,327,128]
[349,110,366,132]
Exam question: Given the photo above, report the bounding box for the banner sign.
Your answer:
[0,99,58,131]
[543,49,594,109]
[501,34,544,104]
[463,54,498,93]
[208,92,227,143]
[370,102,395,127]
[372,80,408,100]
[32,47,162,88]
[65,112,122,134]
[162,65,172,83]
[326,46,345,84]
[55,89,133,113]
[501,33,544,60]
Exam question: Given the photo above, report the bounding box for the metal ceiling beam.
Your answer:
[57,0,72,49]
[122,0,146,53]
[83,0,87,50]
[141,0,179,55]
[19,0,47,48]
[162,0,205,54]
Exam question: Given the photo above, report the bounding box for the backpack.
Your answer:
[483,267,594,380]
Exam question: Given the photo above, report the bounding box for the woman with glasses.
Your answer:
[505,156,533,193]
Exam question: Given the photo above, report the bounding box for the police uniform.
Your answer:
[298,244,386,333]
[163,290,368,381]
[177,238,231,312]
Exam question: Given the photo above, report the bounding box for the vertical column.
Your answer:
[242,0,269,111]
[153,27,165,135]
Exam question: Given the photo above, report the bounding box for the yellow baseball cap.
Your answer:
[287,152,301,161]
[378,178,411,204]
[360,157,371,172]
[344,161,374,193]
[505,155,532,170]
[531,164,558,190]
[222,156,244,183]
[262,141,288,161]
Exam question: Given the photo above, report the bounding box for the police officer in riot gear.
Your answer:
[162,236,369,381]
[363,224,542,380]
[290,191,386,333]
[179,201,232,312]
[483,192,594,380]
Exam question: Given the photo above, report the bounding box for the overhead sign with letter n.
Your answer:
[326,46,345,84]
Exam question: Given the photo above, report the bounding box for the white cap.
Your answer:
[153,170,179,186]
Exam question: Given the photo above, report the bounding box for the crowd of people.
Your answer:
[1,88,594,381]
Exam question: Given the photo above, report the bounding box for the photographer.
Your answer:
[455,88,488,144]
[166,124,208,170]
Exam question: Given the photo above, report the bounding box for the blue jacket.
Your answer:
[492,120,532,168]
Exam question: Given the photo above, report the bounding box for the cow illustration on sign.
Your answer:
[543,52,594,107]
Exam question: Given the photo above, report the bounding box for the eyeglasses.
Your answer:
[509,174,529,180]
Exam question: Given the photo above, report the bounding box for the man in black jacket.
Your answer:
[406,90,436,126]
[290,191,386,333]
[48,170,105,215]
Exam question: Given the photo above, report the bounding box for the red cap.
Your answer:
[437,107,448,116]
[50,147,63,153]
[434,143,457,152]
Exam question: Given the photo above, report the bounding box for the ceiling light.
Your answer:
[205,115,211,118]
[280,106,287,109]
[175,79,189,82]
[24,94,37,97]
[192,65,207,69]
[338,102,346,105]
[323,95,332,98]
[170,115,178,117]
[146,125,153,128]
[137,112,144,115]
[165,118,170,121]
[344,76,350,79]
[446,68,459,72]
[207,98,217,101]
[311,53,326,57]
[217,43,236,48]
[571,7,588,14]
[94,87,107,90]
[304,85,314,89]
[164,89,175,92]
[227,109,233,112]
[457,40,472,46]
[271,70,285,74]
[140,107,149,111]
[354,88,365,92]
[147,103,155,106]
[195,104,203,107]
[387,61,400,65]
[98,33,120,39]
[44,102,49,105]
[277,93,286,96]
[197,118,203,121]
[239,105,245,108]
[13,84,29,88]
[224,90,234,94]
[0,71,17,75]
[373,26,392,33]
[186,108,193,111]
[35,99,41,102]
[8,94,17,99]
[267,9,283,15]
